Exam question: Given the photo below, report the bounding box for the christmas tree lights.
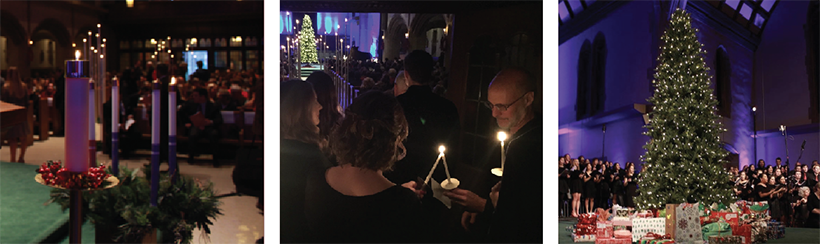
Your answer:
[299,15,319,64]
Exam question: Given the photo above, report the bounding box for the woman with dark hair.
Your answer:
[280,80,331,242]
[583,163,596,213]
[611,163,623,206]
[1,67,31,163]
[305,71,342,139]
[304,91,435,242]
[569,159,583,217]
[623,162,639,208]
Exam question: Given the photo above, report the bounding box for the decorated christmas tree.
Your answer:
[636,9,734,210]
[299,15,319,64]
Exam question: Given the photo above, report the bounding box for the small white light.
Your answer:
[97,24,101,28]
[29,40,33,45]
[170,54,174,58]
[497,132,507,142]
[100,54,104,59]
[752,107,756,112]
[75,50,81,60]
[72,43,76,47]
[171,77,176,85]
[439,145,446,154]
[83,38,87,43]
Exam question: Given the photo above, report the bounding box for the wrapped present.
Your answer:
[595,237,632,244]
[632,218,666,242]
[636,210,655,218]
[701,221,732,240]
[765,220,785,240]
[708,235,743,244]
[573,233,597,242]
[580,213,598,225]
[638,238,676,244]
[597,221,613,239]
[575,224,597,235]
[729,224,751,244]
[613,218,633,227]
[665,203,680,239]
[749,221,767,243]
[614,229,632,240]
[675,203,703,244]
[748,201,769,216]
[613,225,631,231]
[711,212,739,225]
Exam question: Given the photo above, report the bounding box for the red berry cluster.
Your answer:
[37,161,110,189]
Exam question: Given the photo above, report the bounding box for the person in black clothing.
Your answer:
[280,80,331,242]
[583,163,596,213]
[623,162,639,208]
[385,50,461,186]
[305,71,343,141]
[807,182,820,228]
[611,163,623,206]
[192,61,210,83]
[569,158,584,217]
[752,174,783,202]
[559,157,570,217]
[304,91,439,242]
[445,67,542,243]
[596,171,611,210]
[178,88,222,166]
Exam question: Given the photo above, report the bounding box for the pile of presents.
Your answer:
[570,201,786,244]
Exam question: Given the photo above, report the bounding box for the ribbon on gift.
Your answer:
[580,213,598,225]
[707,235,744,244]
[597,221,614,238]
[644,232,672,240]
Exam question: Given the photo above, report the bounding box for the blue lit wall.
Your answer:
[558,1,656,170]
[280,12,381,58]
[557,0,789,170]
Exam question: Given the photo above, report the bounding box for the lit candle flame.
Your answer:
[97,24,101,28]
[497,131,507,141]
[83,38,87,43]
[438,145,446,154]
[75,50,81,60]
[171,77,176,85]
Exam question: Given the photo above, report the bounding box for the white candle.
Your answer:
[440,146,452,180]
[65,56,90,173]
[169,77,177,137]
[424,154,442,186]
[498,132,507,170]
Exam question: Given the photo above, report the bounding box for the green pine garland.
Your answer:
[299,15,319,64]
[636,9,735,210]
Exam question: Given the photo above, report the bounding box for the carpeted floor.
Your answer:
[0,161,69,244]
[558,221,820,244]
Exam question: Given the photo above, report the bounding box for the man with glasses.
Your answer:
[445,67,542,242]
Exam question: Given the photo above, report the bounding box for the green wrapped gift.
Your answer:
[702,222,732,240]
[708,235,743,244]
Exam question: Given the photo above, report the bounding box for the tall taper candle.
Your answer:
[66,51,90,173]
[151,81,160,206]
[168,77,178,183]
[89,81,96,168]
[424,154,443,186]
[111,77,120,175]
[498,132,507,170]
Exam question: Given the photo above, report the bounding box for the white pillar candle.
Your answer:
[498,132,507,170]
[112,77,120,175]
[65,52,90,173]
[169,77,177,137]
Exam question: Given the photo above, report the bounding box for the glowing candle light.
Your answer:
[492,131,507,177]
[65,56,90,173]
[168,77,178,182]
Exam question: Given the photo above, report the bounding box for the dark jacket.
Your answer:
[385,85,461,184]
[281,139,332,242]
[486,116,543,243]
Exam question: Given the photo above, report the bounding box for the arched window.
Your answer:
[715,47,732,118]
[591,32,607,115]
[576,40,591,120]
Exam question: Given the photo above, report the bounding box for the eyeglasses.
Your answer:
[481,92,529,112]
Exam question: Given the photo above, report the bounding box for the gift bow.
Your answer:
[645,232,671,240]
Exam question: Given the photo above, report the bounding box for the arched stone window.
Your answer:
[591,32,607,115]
[576,40,591,120]
[715,47,732,118]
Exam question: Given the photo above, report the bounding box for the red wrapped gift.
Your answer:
[579,213,598,225]
[730,224,752,244]
[576,224,597,235]
[595,237,632,244]
[597,221,613,238]
[712,212,739,225]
